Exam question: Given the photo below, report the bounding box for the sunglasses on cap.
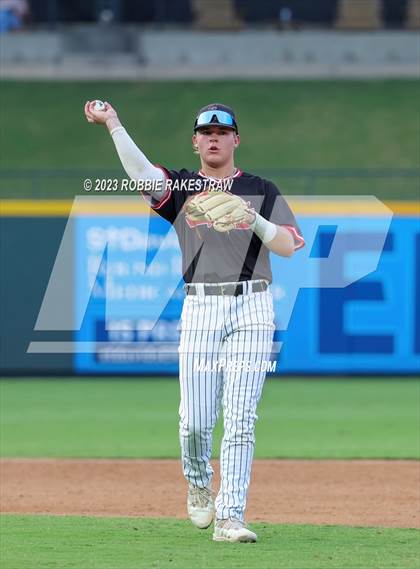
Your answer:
[194,110,238,132]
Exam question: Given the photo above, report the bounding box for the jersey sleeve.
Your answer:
[141,165,182,224]
[261,181,305,250]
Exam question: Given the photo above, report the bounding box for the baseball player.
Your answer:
[84,101,305,542]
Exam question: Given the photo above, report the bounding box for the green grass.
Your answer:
[1,80,419,198]
[1,378,418,459]
[1,516,418,569]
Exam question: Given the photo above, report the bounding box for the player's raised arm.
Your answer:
[84,100,165,185]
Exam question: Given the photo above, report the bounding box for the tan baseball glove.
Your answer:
[184,190,255,232]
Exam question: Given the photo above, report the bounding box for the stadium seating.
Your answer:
[192,0,242,29]
[335,0,383,28]
[406,0,420,28]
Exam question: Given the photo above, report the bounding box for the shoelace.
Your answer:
[190,486,212,508]
[217,518,245,530]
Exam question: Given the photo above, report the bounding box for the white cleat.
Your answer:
[213,518,257,543]
[187,484,214,529]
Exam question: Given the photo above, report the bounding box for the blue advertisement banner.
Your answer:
[74,214,183,373]
[75,213,419,374]
[271,217,419,373]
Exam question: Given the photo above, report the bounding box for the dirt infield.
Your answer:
[1,459,418,528]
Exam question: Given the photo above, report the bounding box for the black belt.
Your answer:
[186,281,268,296]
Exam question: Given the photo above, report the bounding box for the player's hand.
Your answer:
[84,100,118,125]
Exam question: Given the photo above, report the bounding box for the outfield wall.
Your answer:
[1,31,418,79]
[1,199,418,375]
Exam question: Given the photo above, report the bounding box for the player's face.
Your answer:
[193,126,240,168]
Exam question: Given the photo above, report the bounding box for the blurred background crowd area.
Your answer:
[0,0,418,31]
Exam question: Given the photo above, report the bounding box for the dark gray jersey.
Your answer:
[147,168,304,283]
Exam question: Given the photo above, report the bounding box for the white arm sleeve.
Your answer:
[110,126,166,187]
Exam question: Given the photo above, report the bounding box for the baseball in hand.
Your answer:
[93,100,106,111]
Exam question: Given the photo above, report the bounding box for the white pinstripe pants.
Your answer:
[178,281,275,521]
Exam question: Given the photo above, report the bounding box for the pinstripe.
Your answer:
[238,296,247,515]
[252,289,260,327]
[225,300,236,518]
[238,295,249,507]
[180,299,192,481]
[201,297,213,487]
[196,299,205,486]
[233,297,246,518]
[190,299,198,485]
[203,298,211,479]
[228,294,235,335]
[224,303,236,519]
[189,298,198,485]
[244,325,258,516]
[231,297,240,515]
[240,333,254,517]
[223,294,229,339]
[216,294,224,430]
[179,300,189,477]
[244,327,257,509]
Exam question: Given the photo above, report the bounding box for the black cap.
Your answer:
[194,103,238,133]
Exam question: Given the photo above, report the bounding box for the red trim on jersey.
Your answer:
[198,168,243,179]
[152,188,172,210]
[282,224,305,250]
